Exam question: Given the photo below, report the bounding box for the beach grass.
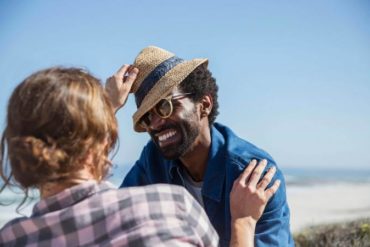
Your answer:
[294,218,370,247]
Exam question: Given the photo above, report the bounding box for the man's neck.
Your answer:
[179,126,211,182]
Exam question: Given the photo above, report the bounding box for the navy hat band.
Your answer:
[135,56,184,107]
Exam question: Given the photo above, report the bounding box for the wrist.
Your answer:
[230,217,256,247]
[231,217,257,231]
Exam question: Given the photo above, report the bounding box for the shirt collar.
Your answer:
[168,124,226,202]
[201,125,226,202]
[32,181,114,216]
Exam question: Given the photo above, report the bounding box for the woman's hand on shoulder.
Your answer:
[230,159,280,224]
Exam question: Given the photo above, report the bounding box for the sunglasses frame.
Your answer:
[139,92,193,129]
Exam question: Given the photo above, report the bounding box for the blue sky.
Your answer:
[0,0,369,171]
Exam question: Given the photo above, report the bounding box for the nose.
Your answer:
[148,112,166,131]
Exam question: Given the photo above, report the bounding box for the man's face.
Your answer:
[145,89,201,160]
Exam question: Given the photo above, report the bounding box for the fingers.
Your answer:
[264,180,281,200]
[113,64,139,83]
[235,159,280,199]
[115,64,131,81]
[123,67,139,85]
[105,64,139,112]
[230,159,280,224]
[236,159,257,186]
[257,166,276,190]
[248,159,267,188]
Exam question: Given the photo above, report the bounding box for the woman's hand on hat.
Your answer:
[105,65,139,113]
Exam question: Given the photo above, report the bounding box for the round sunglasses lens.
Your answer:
[156,99,172,117]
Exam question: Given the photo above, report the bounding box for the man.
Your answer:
[117,46,294,246]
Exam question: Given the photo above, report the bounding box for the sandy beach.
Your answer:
[287,182,370,233]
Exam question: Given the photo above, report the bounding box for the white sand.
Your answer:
[287,182,370,232]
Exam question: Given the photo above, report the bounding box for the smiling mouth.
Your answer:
[156,129,178,147]
[158,130,176,141]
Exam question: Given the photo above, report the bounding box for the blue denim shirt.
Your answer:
[121,123,294,246]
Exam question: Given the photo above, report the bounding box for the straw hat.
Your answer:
[131,46,208,132]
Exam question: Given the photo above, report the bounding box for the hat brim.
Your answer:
[133,58,208,132]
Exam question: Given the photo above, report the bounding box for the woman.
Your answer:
[0,65,279,246]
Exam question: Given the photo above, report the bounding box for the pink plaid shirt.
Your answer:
[0,181,218,246]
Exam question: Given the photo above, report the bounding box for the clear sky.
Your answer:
[0,0,369,171]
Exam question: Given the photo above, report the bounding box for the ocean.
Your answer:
[281,167,370,186]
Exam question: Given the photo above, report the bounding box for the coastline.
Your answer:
[287,182,370,233]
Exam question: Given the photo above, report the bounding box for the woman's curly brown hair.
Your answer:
[0,67,118,210]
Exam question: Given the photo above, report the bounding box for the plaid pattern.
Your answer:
[0,181,218,246]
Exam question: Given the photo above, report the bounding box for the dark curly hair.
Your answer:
[179,63,219,125]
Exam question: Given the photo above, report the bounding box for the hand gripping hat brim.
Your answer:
[131,46,208,132]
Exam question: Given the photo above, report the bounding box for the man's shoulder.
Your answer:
[213,122,275,164]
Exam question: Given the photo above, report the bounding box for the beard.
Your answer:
[149,111,200,160]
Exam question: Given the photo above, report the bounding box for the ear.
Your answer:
[200,95,213,118]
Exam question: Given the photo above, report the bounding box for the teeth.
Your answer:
[158,130,176,142]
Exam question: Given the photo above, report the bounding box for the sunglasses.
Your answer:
[139,92,193,129]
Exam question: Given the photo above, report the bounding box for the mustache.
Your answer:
[149,123,178,136]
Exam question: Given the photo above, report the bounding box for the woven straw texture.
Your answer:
[131,46,208,132]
